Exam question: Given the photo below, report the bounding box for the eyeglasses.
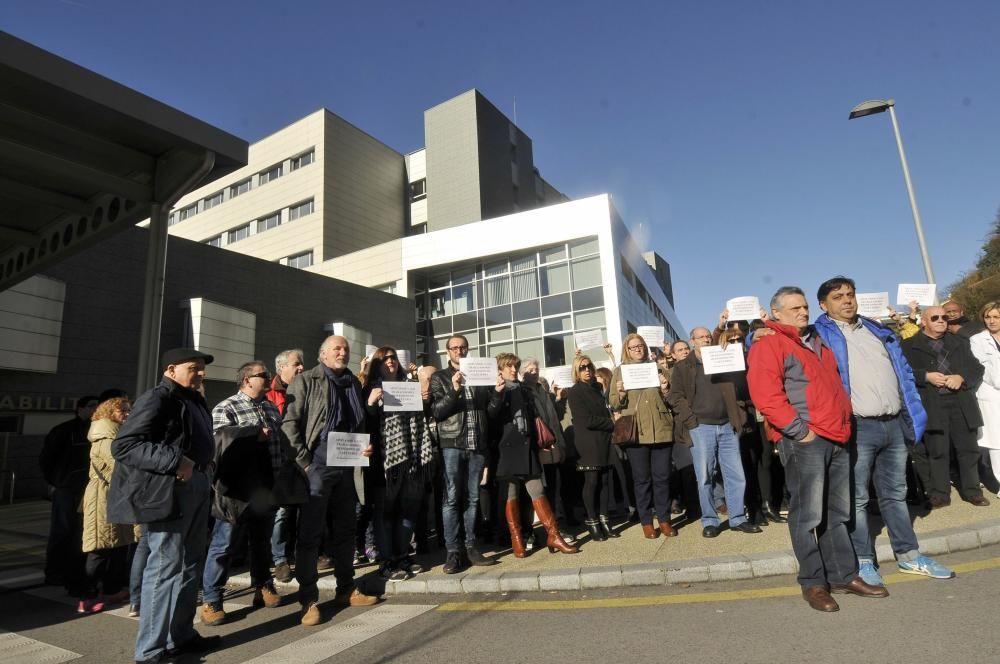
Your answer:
[249,372,270,380]
[727,337,744,343]
[447,345,468,351]
[383,355,398,361]
[928,315,946,322]
[579,364,594,371]
[627,345,645,352]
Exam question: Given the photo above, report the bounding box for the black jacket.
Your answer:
[566,380,616,468]
[428,365,503,452]
[493,382,542,479]
[38,416,91,493]
[211,425,275,523]
[667,354,751,438]
[108,379,212,524]
[903,332,985,430]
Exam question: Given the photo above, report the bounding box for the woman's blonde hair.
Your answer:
[92,397,129,422]
[979,301,1000,323]
[619,333,649,364]
[572,354,594,383]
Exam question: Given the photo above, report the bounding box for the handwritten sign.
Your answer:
[326,432,370,467]
[620,362,661,390]
[857,292,891,319]
[896,283,936,307]
[459,357,497,387]
[701,343,746,375]
[548,366,574,388]
[726,296,761,322]
[397,349,411,368]
[636,326,664,351]
[574,329,605,350]
[381,381,423,412]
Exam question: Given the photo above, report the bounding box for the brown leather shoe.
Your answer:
[200,602,226,626]
[658,521,677,537]
[333,588,380,608]
[253,582,282,608]
[830,576,890,598]
[928,495,951,510]
[802,586,839,612]
[300,602,321,626]
[967,495,991,507]
[641,523,659,539]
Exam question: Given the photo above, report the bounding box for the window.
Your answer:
[259,164,282,185]
[227,223,251,244]
[540,263,570,295]
[570,237,600,257]
[205,235,222,248]
[167,212,179,226]
[178,203,199,221]
[230,178,251,198]
[289,199,314,221]
[410,178,427,201]
[620,256,635,286]
[287,251,313,269]
[510,143,518,164]
[203,191,224,210]
[290,150,315,171]
[257,212,281,233]
[570,256,602,290]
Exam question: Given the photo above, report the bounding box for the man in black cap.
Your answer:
[109,348,219,664]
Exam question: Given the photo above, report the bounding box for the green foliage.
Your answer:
[948,209,1000,316]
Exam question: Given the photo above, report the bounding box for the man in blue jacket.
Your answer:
[815,277,953,587]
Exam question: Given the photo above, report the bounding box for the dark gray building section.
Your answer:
[642,251,675,308]
[0,226,413,498]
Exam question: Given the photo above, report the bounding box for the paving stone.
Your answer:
[460,571,503,594]
[389,577,428,594]
[945,528,982,553]
[538,568,581,591]
[665,559,710,585]
[580,565,623,589]
[425,574,467,594]
[977,523,1000,546]
[918,535,950,556]
[749,552,798,578]
[621,563,667,587]
[499,571,540,593]
[706,555,753,581]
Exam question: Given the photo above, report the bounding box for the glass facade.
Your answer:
[412,236,606,368]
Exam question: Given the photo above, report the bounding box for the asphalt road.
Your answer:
[2,545,997,664]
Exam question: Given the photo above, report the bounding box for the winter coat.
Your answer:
[39,416,91,494]
[904,332,985,431]
[970,330,1000,450]
[667,353,750,436]
[428,365,503,451]
[566,380,616,468]
[493,381,543,479]
[747,320,852,444]
[524,382,567,464]
[609,363,674,444]
[82,418,138,552]
[814,313,927,442]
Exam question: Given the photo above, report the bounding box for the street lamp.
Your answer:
[849,99,936,285]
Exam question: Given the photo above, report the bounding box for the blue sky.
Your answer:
[3,1,997,332]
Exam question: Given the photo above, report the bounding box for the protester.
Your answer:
[108,348,220,662]
[669,340,691,366]
[201,361,286,627]
[814,276,953,585]
[970,301,1000,495]
[748,287,887,612]
[903,306,988,508]
[267,348,305,583]
[282,335,379,626]
[428,334,503,573]
[79,397,135,613]
[596,366,635,523]
[943,299,985,340]
[363,347,434,580]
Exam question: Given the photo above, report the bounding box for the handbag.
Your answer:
[611,414,638,445]
[534,416,556,450]
[271,459,309,506]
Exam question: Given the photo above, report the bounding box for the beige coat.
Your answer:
[81,418,138,553]
[610,363,674,444]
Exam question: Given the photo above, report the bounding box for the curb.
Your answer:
[229,518,1000,596]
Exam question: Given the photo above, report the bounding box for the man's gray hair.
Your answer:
[274,348,304,373]
[689,327,710,340]
[770,286,806,312]
[236,360,266,388]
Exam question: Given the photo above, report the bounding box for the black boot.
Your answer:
[599,515,620,538]
[762,501,785,523]
[585,519,607,542]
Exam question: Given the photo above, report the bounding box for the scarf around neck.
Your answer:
[322,366,364,433]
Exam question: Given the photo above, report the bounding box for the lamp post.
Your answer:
[849,99,936,285]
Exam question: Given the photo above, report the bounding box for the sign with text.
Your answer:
[857,292,891,319]
[381,381,423,412]
[364,344,378,359]
[701,343,746,375]
[459,357,498,387]
[548,366,574,389]
[726,296,761,322]
[574,329,605,350]
[326,432,370,467]
[620,362,661,390]
[636,326,665,351]
[896,283,936,307]
[397,349,412,368]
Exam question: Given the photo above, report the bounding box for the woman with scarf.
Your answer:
[363,347,435,580]
[493,353,578,557]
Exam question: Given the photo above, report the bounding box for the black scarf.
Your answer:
[322,366,364,434]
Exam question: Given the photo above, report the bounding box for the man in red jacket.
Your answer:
[748,286,887,612]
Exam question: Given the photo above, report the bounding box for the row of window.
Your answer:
[619,254,678,342]
[202,198,314,247]
[169,149,315,226]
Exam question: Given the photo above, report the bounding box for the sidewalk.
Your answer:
[3,495,999,596]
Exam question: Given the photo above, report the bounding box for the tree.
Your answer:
[947,208,1000,316]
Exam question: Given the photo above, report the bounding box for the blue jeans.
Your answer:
[778,436,856,588]
[202,509,274,604]
[129,529,149,608]
[851,416,919,562]
[441,448,486,553]
[296,466,356,604]
[135,471,210,662]
[689,423,748,527]
[271,506,297,565]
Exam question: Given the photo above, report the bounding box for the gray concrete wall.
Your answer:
[424,90,482,231]
[0,226,414,498]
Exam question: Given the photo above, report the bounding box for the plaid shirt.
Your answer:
[212,391,285,473]
[461,384,481,450]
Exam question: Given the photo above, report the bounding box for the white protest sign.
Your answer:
[574,329,605,350]
[326,432,370,467]
[701,343,746,375]
[620,363,661,390]
[381,381,423,412]
[397,349,412,368]
[896,283,936,307]
[636,326,665,351]
[364,344,378,359]
[726,296,761,322]
[459,357,497,387]
[856,292,891,319]
[548,366,574,389]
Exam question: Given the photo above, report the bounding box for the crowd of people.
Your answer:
[35,276,1000,661]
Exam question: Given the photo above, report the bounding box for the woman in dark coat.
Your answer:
[566,355,617,542]
[492,353,578,557]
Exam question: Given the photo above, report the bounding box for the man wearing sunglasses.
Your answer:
[903,306,987,510]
